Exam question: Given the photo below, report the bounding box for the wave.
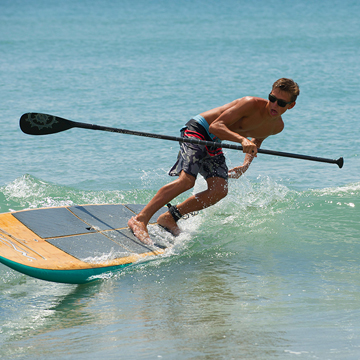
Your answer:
[1,174,358,246]
[0,174,149,213]
[1,173,358,216]
[185,176,360,254]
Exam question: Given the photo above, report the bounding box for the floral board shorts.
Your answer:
[168,118,228,180]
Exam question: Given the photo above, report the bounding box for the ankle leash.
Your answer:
[166,203,183,223]
[166,203,199,222]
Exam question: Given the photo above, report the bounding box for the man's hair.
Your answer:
[272,78,300,102]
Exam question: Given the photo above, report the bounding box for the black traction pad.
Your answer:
[46,230,160,263]
[13,207,97,238]
[69,204,135,231]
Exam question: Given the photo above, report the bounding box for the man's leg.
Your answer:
[128,171,196,244]
[157,176,228,231]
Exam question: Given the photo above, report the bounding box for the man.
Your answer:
[128,78,300,244]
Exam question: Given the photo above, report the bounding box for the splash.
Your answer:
[1,174,75,211]
[80,248,132,264]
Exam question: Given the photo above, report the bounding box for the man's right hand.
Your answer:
[240,138,258,156]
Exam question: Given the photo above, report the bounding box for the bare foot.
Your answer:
[157,212,181,236]
[128,216,153,245]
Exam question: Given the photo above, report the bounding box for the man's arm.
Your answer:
[208,97,259,155]
[228,138,264,179]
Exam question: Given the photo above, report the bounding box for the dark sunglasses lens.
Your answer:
[277,99,287,107]
[268,94,276,102]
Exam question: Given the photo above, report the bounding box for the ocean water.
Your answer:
[0,0,359,359]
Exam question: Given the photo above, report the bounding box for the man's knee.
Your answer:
[178,171,196,191]
[215,182,228,201]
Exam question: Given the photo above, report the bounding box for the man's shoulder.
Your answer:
[238,95,265,103]
[233,96,266,110]
[272,117,285,135]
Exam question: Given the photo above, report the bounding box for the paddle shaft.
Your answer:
[82,122,343,166]
[19,113,344,168]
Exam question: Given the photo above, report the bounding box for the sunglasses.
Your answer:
[268,93,292,107]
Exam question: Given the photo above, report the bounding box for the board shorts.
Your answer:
[168,116,228,180]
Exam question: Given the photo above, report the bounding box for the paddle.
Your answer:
[19,113,344,168]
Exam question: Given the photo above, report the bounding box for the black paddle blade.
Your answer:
[20,113,76,135]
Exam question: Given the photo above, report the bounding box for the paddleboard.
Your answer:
[0,204,171,284]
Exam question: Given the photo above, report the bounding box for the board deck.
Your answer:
[0,204,170,284]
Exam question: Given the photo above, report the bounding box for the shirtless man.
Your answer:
[128,78,300,244]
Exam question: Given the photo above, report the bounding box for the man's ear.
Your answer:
[288,101,296,110]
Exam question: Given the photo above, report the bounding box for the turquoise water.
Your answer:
[1,0,359,359]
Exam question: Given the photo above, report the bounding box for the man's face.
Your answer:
[268,88,295,117]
